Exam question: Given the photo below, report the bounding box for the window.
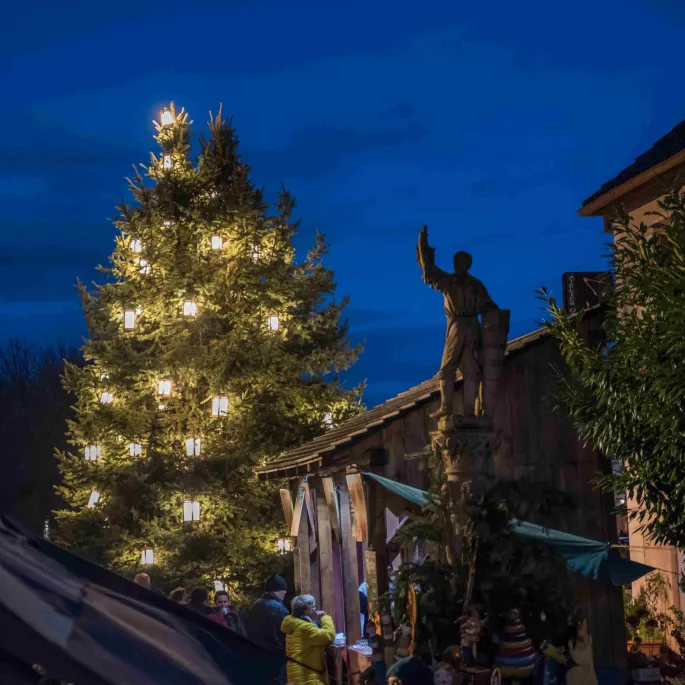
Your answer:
[267,315,280,331]
[124,309,136,330]
[158,379,172,396]
[100,391,114,404]
[162,154,173,169]
[211,396,229,417]
[139,258,151,275]
[183,500,201,522]
[185,438,201,456]
[324,412,334,428]
[87,491,100,508]
[141,547,155,565]
[129,442,143,457]
[183,300,197,317]
[84,444,101,461]
[211,235,223,251]
[130,238,142,253]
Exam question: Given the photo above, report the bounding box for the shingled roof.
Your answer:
[580,118,685,215]
[256,325,550,480]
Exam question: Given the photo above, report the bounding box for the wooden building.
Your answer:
[257,309,626,680]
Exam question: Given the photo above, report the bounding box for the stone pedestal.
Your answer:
[431,415,500,567]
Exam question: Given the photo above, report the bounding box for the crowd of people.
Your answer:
[131,572,430,685]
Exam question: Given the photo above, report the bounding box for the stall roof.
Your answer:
[256,325,552,480]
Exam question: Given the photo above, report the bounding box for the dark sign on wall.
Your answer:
[562,272,609,315]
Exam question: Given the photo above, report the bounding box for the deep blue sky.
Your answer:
[2,0,685,407]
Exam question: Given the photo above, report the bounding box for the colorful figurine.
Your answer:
[457,605,487,664]
[494,608,537,680]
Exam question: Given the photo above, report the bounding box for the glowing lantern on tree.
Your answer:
[162,154,173,170]
[84,444,101,461]
[123,309,136,330]
[159,107,174,127]
[185,438,201,456]
[87,491,100,508]
[183,500,201,522]
[211,235,223,251]
[267,315,280,331]
[157,379,172,396]
[276,538,292,554]
[183,300,197,317]
[141,547,155,565]
[211,396,229,417]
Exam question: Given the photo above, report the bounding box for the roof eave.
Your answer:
[578,149,685,218]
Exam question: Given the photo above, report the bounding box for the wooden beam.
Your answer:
[303,480,317,535]
[295,491,311,594]
[280,489,294,531]
[290,480,306,537]
[346,472,369,544]
[322,476,341,540]
[367,479,389,601]
[339,482,362,643]
[315,484,335,616]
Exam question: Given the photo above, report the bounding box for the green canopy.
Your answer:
[361,472,654,586]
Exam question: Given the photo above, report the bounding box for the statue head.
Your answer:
[453,251,472,275]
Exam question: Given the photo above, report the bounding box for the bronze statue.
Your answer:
[417,226,501,418]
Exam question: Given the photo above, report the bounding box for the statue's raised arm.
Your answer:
[417,226,449,290]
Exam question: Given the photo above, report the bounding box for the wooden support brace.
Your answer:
[322,476,341,540]
[346,472,369,545]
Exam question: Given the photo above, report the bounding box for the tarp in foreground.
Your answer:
[361,472,654,586]
[0,515,283,685]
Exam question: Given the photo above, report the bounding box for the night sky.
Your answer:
[2,0,685,408]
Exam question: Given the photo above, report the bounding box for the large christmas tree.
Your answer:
[55,104,361,598]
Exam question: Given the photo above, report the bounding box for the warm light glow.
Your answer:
[185,438,201,456]
[100,372,109,381]
[162,154,173,169]
[130,238,142,253]
[128,442,142,457]
[267,315,280,331]
[163,220,173,228]
[250,244,260,261]
[84,444,101,461]
[158,379,172,396]
[141,547,155,565]
[276,538,292,554]
[324,412,334,428]
[213,579,225,591]
[139,258,151,275]
[87,491,100,508]
[211,396,229,417]
[183,500,201,522]
[183,300,197,317]
[100,391,114,404]
[158,404,166,411]
[160,108,174,127]
[211,235,223,251]
[124,309,136,330]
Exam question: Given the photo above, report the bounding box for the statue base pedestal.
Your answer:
[431,414,499,567]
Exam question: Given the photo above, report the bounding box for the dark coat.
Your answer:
[208,609,247,637]
[245,593,289,652]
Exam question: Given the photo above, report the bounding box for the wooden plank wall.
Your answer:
[324,310,623,671]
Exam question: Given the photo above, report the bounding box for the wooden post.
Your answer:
[280,489,294,532]
[339,480,362,643]
[314,480,335,616]
[346,472,369,544]
[367,479,389,602]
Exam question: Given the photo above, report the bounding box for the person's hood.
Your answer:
[386,657,433,685]
[281,615,301,634]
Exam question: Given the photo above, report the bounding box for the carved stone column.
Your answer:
[431,415,499,566]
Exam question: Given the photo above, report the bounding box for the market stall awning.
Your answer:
[360,472,655,586]
[510,519,654,586]
[363,471,439,508]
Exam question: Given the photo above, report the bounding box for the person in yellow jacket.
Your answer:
[281,594,335,685]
